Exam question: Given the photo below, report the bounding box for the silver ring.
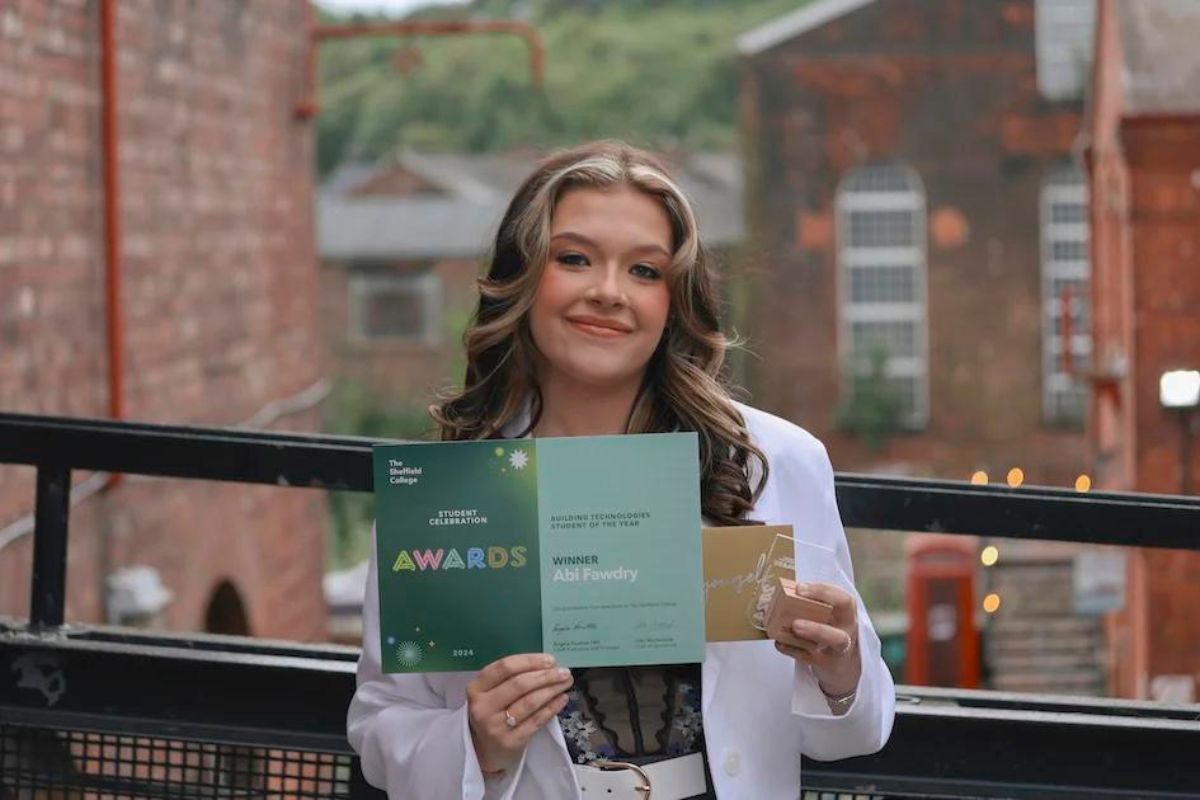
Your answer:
[504,709,518,728]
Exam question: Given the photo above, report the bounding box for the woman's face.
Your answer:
[529,185,673,394]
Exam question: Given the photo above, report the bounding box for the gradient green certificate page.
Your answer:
[372,433,704,673]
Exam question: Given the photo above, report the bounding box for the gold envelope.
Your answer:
[702,524,795,642]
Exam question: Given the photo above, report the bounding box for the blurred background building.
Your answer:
[738,0,1093,482]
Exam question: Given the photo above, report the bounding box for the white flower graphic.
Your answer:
[396,641,424,667]
[509,449,529,470]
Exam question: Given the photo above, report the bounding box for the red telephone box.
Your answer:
[905,534,980,688]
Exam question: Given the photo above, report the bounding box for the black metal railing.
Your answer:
[2,411,1199,799]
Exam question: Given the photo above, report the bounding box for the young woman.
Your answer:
[348,141,895,799]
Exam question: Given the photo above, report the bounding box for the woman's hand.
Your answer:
[772,582,862,700]
[466,653,574,774]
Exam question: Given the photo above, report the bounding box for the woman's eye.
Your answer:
[631,264,662,280]
[557,252,588,267]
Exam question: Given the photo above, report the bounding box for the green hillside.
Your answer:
[315,0,807,174]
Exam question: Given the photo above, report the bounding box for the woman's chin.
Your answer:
[552,363,647,393]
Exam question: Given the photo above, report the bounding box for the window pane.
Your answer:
[1051,239,1087,262]
[851,321,917,360]
[1050,277,1086,299]
[1047,384,1086,424]
[1049,278,1089,332]
[1050,307,1090,337]
[838,163,927,427]
[848,210,915,248]
[1050,202,1086,224]
[1040,166,1091,425]
[849,265,916,303]
[364,289,424,338]
[848,373,918,419]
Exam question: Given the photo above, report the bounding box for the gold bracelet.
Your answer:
[820,683,857,708]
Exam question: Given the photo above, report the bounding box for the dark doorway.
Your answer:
[204,580,250,636]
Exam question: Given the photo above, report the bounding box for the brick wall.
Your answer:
[740,0,1088,487]
[1087,0,1200,699]
[1122,118,1200,698]
[0,1,328,641]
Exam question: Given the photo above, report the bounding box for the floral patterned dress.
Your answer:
[557,664,714,799]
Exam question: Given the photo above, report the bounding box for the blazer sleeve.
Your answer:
[347,526,533,799]
[779,437,897,760]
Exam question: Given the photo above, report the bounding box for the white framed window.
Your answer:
[836,164,929,428]
[349,269,442,343]
[1041,167,1090,425]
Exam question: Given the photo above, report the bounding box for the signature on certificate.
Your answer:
[552,621,599,633]
[633,619,677,632]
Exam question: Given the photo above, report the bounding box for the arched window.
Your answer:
[836,164,929,428]
[1040,166,1090,425]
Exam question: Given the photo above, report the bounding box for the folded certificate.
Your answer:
[373,433,705,673]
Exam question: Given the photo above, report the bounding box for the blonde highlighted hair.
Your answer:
[431,141,767,525]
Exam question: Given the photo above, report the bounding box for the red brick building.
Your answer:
[737,0,1111,694]
[1086,0,1200,701]
[0,1,328,641]
[737,0,1094,484]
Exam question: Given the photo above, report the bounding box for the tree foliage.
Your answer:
[834,347,906,453]
[315,0,807,174]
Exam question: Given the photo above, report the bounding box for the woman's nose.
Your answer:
[587,264,626,306]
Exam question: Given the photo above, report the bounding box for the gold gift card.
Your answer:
[702,524,796,642]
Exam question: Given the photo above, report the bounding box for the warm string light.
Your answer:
[972,468,1093,491]
[973,475,1088,619]
[972,467,1097,491]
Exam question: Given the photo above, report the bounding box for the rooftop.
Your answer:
[317,151,746,262]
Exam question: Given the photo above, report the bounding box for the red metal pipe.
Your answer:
[100,0,124,483]
[1061,283,1074,376]
[295,13,545,119]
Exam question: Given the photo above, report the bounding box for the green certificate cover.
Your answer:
[373,433,704,673]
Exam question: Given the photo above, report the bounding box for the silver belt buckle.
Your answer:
[593,759,652,799]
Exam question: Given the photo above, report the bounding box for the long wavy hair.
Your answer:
[431,141,767,525]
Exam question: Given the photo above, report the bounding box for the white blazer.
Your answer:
[348,402,896,799]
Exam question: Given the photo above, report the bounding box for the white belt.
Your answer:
[572,752,707,799]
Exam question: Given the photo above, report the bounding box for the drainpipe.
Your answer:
[98,0,122,623]
[100,0,124,440]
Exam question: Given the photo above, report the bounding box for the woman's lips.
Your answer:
[567,318,630,338]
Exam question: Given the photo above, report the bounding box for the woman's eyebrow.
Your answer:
[550,231,671,259]
[550,231,599,250]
